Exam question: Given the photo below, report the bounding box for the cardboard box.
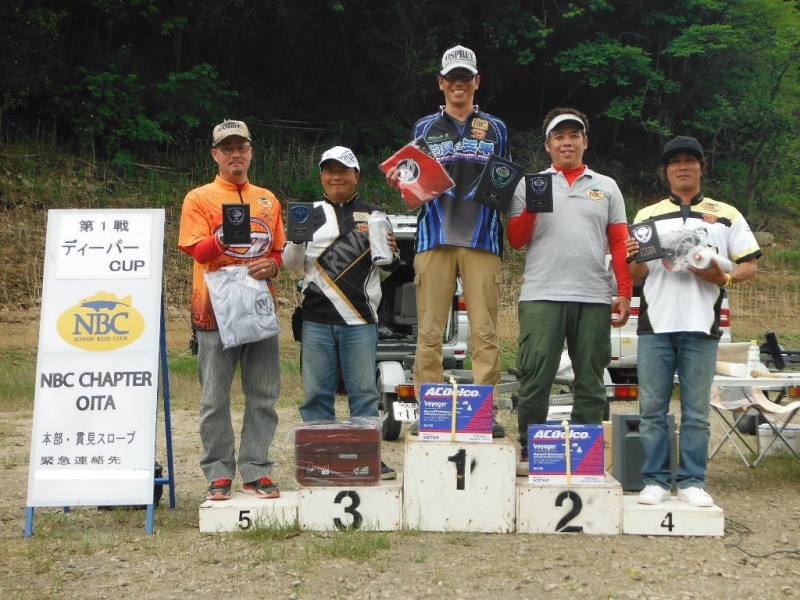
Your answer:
[527,423,605,485]
[294,419,381,486]
[602,420,613,473]
[418,383,494,442]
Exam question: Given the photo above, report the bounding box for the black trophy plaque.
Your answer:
[524,173,553,213]
[221,203,251,246]
[286,202,314,242]
[629,220,663,263]
[472,155,524,213]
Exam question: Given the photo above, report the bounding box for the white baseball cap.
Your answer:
[319,146,360,171]
[544,114,586,138]
[212,120,251,146]
[440,45,478,75]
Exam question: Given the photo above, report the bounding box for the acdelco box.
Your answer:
[527,423,605,485]
[418,383,494,443]
[294,419,381,486]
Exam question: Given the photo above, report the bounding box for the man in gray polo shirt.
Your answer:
[506,107,632,475]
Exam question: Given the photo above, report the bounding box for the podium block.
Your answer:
[516,473,622,535]
[199,491,298,533]
[403,439,516,532]
[621,495,724,536]
[298,477,403,531]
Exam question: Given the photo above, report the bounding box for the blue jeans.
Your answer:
[638,332,718,489]
[300,320,379,422]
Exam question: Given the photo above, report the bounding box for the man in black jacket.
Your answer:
[284,146,399,479]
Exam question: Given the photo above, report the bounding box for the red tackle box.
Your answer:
[294,419,382,486]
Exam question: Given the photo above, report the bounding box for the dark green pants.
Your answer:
[516,301,611,448]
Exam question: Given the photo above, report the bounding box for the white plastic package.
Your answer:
[204,265,281,350]
[659,230,705,272]
[689,246,734,272]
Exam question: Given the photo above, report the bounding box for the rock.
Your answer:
[754,231,774,247]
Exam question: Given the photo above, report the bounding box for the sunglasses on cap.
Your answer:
[443,72,476,83]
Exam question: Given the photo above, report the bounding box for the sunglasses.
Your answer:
[443,72,476,83]
[215,142,252,155]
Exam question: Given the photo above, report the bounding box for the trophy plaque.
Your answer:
[287,202,315,242]
[221,203,251,246]
[629,220,663,263]
[472,155,524,213]
[524,173,553,213]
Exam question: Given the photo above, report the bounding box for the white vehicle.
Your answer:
[376,215,470,440]
[375,214,463,367]
[453,277,468,368]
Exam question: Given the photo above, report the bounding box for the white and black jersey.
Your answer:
[633,193,761,337]
[283,194,399,326]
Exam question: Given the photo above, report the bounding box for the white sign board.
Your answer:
[27,209,165,507]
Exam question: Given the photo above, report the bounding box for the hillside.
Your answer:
[1,142,799,349]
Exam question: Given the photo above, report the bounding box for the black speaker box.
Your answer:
[611,414,677,491]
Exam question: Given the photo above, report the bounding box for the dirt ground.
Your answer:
[2,312,800,600]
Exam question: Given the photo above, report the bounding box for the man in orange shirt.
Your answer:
[178,120,285,501]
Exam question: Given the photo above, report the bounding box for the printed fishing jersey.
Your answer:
[633,194,761,336]
[412,106,509,255]
[178,176,285,331]
[283,195,398,326]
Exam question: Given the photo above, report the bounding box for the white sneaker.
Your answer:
[637,485,671,505]
[516,461,529,477]
[677,486,714,507]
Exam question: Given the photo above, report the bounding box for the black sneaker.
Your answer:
[380,462,397,480]
[516,447,529,477]
[207,478,232,501]
[242,477,280,499]
[409,421,419,436]
[492,418,506,438]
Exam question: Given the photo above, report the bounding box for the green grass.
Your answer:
[308,528,392,560]
[0,348,37,410]
[167,351,198,376]
[742,451,800,481]
[758,243,800,272]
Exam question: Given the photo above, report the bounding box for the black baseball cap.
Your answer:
[661,136,703,164]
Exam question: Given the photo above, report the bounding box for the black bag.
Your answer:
[98,461,164,510]
[291,306,303,342]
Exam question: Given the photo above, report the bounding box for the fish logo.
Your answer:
[57,292,145,351]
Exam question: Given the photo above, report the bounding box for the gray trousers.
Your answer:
[196,329,280,483]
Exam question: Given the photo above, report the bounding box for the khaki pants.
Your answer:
[413,246,501,393]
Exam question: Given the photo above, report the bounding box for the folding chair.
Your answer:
[749,389,800,466]
[710,386,800,467]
